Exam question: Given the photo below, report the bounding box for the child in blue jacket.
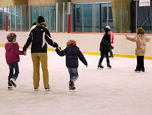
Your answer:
[56,40,88,90]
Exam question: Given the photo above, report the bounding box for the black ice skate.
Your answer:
[69,80,75,90]
[8,86,13,90]
[134,69,140,73]
[34,88,39,91]
[107,64,112,69]
[9,78,16,88]
[98,64,104,69]
[45,87,50,91]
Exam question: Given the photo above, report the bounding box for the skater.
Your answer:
[5,33,26,90]
[22,22,37,36]
[55,40,88,90]
[98,26,112,69]
[125,27,150,72]
[23,16,58,91]
[106,26,114,58]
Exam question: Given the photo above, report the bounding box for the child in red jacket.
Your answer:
[5,33,26,90]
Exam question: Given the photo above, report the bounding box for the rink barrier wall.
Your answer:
[0,31,152,60]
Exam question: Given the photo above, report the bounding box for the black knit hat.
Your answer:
[37,16,45,23]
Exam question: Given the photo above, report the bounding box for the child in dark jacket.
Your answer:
[98,26,112,69]
[5,33,26,90]
[55,40,88,90]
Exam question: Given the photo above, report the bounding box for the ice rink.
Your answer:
[0,47,152,115]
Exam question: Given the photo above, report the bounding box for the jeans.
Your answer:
[99,52,110,66]
[8,62,19,86]
[68,68,79,87]
[109,50,113,57]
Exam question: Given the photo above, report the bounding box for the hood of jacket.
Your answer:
[66,45,79,54]
[5,42,15,52]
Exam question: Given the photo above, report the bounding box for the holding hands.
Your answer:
[24,51,26,56]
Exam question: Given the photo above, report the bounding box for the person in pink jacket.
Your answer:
[106,26,114,58]
[125,27,150,72]
[5,33,26,90]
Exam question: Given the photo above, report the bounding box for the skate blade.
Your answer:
[9,80,17,88]
[98,68,103,70]
[69,86,76,91]
[8,87,13,90]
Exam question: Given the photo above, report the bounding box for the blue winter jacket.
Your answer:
[55,45,87,68]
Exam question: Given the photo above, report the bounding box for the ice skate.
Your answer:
[8,86,13,90]
[98,64,104,69]
[134,69,140,73]
[45,87,50,91]
[69,80,75,90]
[34,88,39,91]
[9,78,16,88]
[107,64,112,69]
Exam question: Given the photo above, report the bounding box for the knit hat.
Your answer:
[106,26,111,30]
[7,33,16,42]
[37,16,45,23]
[66,40,76,47]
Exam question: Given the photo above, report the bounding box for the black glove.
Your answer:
[53,42,58,48]
[86,64,88,68]
[110,45,114,49]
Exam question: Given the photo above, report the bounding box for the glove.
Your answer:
[110,45,114,49]
[53,42,58,48]
[56,47,61,50]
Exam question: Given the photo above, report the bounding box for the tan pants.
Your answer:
[31,53,49,89]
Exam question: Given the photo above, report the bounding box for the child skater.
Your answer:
[5,33,26,90]
[98,26,112,69]
[125,27,150,72]
[55,40,88,90]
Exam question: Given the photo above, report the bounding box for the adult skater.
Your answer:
[5,33,26,90]
[125,27,150,72]
[98,26,112,69]
[23,16,58,91]
[55,40,88,90]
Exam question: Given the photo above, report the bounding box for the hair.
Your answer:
[32,22,36,26]
[137,27,145,34]
[104,27,110,33]
[7,36,16,42]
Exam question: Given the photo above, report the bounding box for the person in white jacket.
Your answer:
[22,22,37,36]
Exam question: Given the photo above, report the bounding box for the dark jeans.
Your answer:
[109,50,113,57]
[8,62,19,86]
[99,52,110,66]
[136,56,144,71]
[68,68,78,87]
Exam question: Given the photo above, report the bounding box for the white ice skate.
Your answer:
[9,78,16,88]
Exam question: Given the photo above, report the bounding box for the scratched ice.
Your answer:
[0,47,152,115]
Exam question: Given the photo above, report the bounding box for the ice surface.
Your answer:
[0,47,152,115]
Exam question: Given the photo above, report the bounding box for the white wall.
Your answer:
[0,31,152,57]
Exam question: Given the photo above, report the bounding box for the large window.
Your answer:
[22,5,29,31]
[71,2,113,32]
[0,8,3,30]
[31,6,39,27]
